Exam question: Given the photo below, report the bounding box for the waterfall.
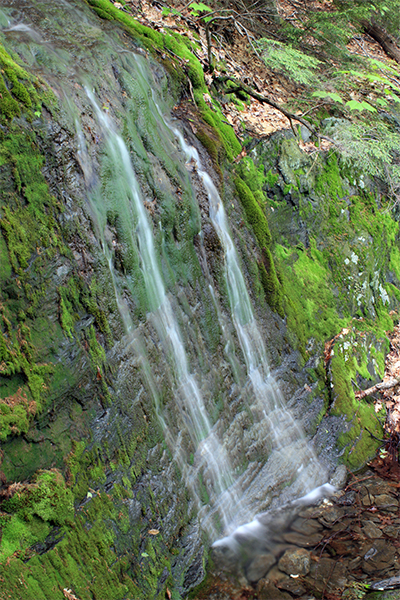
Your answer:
[152,106,328,537]
[0,0,329,557]
[84,58,328,540]
[83,89,247,536]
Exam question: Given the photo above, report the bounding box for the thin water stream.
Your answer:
[84,89,244,536]
[152,105,328,538]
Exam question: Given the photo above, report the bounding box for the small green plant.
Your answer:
[161,7,181,17]
[312,90,344,103]
[257,39,322,86]
[343,581,370,599]
[189,2,212,20]
[346,99,377,112]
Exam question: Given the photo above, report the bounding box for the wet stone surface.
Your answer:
[196,470,400,599]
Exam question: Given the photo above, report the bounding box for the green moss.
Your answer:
[59,289,75,339]
[265,168,279,188]
[3,469,74,526]
[236,156,266,197]
[258,248,284,317]
[327,323,391,469]
[315,153,344,199]
[0,44,42,123]
[198,101,241,161]
[234,176,272,248]
[195,128,225,181]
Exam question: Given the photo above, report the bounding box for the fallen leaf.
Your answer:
[148,529,159,535]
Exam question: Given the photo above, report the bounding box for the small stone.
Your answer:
[370,575,400,590]
[362,520,383,539]
[330,465,347,489]
[375,494,399,511]
[246,553,276,583]
[337,490,357,506]
[317,504,344,527]
[365,480,395,497]
[277,576,307,596]
[362,539,396,573]
[283,531,322,547]
[361,493,375,506]
[257,582,292,600]
[383,525,399,538]
[348,556,362,570]
[290,517,323,536]
[278,548,311,576]
[307,557,347,592]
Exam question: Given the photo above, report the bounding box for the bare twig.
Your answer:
[355,377,400,399]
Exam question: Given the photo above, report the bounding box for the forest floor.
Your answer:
[113,0,390,145]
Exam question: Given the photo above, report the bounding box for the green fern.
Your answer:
[257,40,321,86]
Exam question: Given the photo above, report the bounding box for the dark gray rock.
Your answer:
[246,553,276,583]
[362,539,396,573]
[278,548,311,576]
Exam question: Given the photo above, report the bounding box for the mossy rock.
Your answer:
[234,176,272,248]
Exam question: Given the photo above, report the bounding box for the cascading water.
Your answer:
[82,88,246,536]
[149,101,329,538]
[0,0,333,577]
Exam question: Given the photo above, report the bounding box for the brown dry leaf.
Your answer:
[148,529,159,535]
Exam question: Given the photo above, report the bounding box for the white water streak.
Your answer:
[159,116,325,533]
[86,89,242,535]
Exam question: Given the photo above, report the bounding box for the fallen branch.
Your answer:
[355,377,400,399]
[213,75,337,144]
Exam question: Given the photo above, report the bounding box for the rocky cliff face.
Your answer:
[0,1,399,599]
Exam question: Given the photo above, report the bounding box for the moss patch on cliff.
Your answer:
[0,45,43,123]
[247,135,400,467]
[86,0,241,161]
[0,120,66,440]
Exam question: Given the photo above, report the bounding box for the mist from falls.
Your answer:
[0,0,329,550]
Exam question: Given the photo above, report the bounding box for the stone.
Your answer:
[337,490,357,506]
[283,531,322,547]
[362,493,375,506]
[277,576,307,596]
[362,520,384,539]
[257,582,292,600]
[317,504,344,527]
[364,479,396,497]
[307,557,347,593]
[383,525,399,538]
[330,464,348,489]
[246,553,276,583]
[290,517,323,536]
[362,539,396,573]
[370,576,400,591]
[278,548,311,576]
[375,494,399,511]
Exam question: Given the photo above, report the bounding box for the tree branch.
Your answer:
[362,19,400,65]
[355,377,400,399]
[213,74,336,145]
